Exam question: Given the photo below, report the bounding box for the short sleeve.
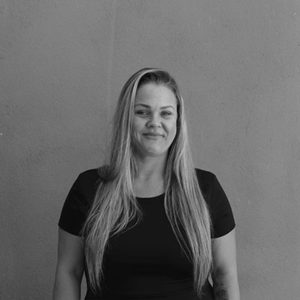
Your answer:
[58,169,99,236]
[196,169,236,239]
[209,174,235,238]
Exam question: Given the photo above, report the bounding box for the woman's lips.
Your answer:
[143,133,164,139]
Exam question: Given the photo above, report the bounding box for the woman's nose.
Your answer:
[146,113,161,128]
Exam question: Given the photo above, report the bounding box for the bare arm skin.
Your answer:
[52,229,84,300]
[211,229,240,300]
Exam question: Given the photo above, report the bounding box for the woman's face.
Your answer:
[132,83,178,159]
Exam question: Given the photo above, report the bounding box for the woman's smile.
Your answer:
[143,132,165,139]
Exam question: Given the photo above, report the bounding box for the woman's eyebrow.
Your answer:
[134,104,176,110]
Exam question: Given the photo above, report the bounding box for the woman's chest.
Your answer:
[103,199,192,279]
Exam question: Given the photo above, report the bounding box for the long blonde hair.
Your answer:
[82,68,212,297]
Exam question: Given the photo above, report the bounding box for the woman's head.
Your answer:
[110,68,188,170]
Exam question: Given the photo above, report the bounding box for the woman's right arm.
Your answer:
[52,228,84,300]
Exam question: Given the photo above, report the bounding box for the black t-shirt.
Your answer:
[58,168,235,300]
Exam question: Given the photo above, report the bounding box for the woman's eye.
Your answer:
[161,111,172,117]
[135,110,149,116]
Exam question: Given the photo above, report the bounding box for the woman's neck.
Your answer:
[132,156,167,197]
[135,155,166,181]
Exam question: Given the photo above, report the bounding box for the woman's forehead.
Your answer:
[135,83,177,108]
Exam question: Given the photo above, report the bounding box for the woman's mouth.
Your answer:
[143,133,164,139]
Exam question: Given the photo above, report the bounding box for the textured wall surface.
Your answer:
[1,0,300,299]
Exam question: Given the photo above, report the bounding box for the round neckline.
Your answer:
[136,193,165,200]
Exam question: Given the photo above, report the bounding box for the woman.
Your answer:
[53,68,240,300]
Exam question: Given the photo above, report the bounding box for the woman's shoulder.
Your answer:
[194,168,217,188]
[72,166,108,196]
[194,167,216,178]
[76,165,108,185]
[194,168,222,201]
[77,168,100,181]
[74,168,99,188]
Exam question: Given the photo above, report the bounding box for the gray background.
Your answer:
[1,0,300,299]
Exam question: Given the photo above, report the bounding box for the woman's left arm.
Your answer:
[211,229,240,300]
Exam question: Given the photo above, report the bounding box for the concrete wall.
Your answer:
[1,0,299,299]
